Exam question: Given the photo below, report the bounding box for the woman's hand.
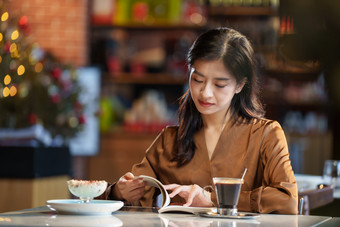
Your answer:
[113,172,147,202]
[164,184,213,207]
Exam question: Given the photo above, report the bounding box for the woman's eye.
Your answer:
[193,78,203,83]
[216,84,226,88]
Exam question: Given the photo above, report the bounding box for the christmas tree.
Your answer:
[0,1,85,145]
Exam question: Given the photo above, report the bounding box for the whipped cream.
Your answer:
[67,180,107,201]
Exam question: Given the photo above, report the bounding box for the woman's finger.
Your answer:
[126,186,146,201]
[168,185,190,198]
[183,185,200,207]
[116,172,146,201]
[163,184,179,190]
[123,172,135,181]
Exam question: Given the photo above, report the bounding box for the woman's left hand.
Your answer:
[164,184,212,207]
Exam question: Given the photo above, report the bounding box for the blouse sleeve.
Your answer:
[238,121,298,214]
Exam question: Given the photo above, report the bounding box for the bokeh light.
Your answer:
[11,30,19,40]
[9,85,17,96]
[17,65,25,76]
[3,87,9,97]
[9,43,17,53]
[1,12,8,22]
[18,83,28,98]
[4,74,11,85]
[0,33,3,42]
[68,116,79,128]
[190,13,203,25]
[19,15,28,27]
[35,62,43,72]
[9,60,17,71]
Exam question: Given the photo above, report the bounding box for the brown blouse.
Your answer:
[103,118,298,214]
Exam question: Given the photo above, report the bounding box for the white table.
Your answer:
[0,206,333,227]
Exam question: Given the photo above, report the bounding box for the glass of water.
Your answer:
[323,160,340,188]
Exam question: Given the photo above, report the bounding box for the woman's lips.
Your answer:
[198,100,213,107]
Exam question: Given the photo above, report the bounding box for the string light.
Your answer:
[3,87,9,97]
[10,43,19,58]
[0,5,84,140]
[9,43,17,53]
[17,65,25,76]
[11,30,19,40]
[9,85,17,96]
[4,74,11,85]
[1,12,8,22]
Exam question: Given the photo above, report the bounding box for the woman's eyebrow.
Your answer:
[193,69,205,77]
[215,77,230,81]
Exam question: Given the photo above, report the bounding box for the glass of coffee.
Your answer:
[213,177,244,216]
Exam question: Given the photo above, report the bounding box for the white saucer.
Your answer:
[46,199,124,216]
[199,211,260,219]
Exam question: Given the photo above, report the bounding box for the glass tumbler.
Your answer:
[323,160,340,188]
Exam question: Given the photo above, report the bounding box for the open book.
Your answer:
[138,175,216,214]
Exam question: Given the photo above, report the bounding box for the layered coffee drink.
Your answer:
[213,177,244,216]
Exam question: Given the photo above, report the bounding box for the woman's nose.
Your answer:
[201,84,213,98]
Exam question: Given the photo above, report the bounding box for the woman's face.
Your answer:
[189,59,244,117]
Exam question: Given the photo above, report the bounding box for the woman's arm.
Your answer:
[238,121,298,214]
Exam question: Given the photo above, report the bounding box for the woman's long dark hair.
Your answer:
[173,27,265,167]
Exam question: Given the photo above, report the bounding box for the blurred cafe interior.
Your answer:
[0,0,340,218]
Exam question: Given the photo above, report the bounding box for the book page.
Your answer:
[159,205,216,214]
[138,175,170,209]
[137,175,216,214]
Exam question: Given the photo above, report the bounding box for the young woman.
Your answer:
[100,27,298,214]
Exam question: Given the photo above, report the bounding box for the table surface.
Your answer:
[0,206,334,227]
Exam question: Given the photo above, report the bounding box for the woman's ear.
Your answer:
[235,78,247,94]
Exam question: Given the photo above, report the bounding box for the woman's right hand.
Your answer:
[113,172,147,202]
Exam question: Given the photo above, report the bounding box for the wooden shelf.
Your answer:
[102,73,187,85]
[263,98,329,109]
[264,68,322,81]
[92,22,205,30]
[101,130,159,139]
[208,6,278,17]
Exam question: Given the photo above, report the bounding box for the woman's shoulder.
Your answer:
[252,118,281,127]
[164,125,179,132]
[248,118,286,141]
[145,126,178,155]
[154,125,178,142]
[239,117,283,133]
[162,125,179,137]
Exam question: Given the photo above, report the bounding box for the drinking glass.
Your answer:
[323,160,340,188]
[213,177,244,216]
